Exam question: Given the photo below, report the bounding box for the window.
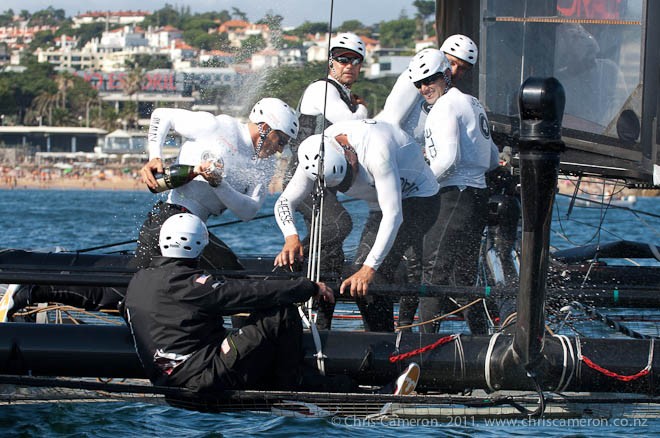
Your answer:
[481,0,642,139]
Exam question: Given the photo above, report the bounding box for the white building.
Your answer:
[72,10,150,28]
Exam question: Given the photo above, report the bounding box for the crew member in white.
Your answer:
[285,32,369,329]
[410,49,499,334]
[376,35,482,330]
[138,97,299,270]
[376,34,479,145]
[275,119,440,332]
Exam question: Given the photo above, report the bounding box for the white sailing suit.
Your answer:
[419,87,499,334]
[286,76,369,329]
[375,71,429,145]
[137,108,276,271]
[276,119,441,331]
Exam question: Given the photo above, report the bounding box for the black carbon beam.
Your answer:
[0,323,657,394]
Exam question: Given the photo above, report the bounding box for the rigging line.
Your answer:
[306,0,336,278]
[553,199,627,248]
[565,174,581,219]
[301,0,336,374]
[557,191,659,218]
[72,199,362,254]
[577,177,615,287]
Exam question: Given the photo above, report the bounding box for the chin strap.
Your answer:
[253,123,271,160]
[442,71,453,95]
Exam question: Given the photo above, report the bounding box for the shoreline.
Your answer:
[3,176,145,192]
[2,174,285,193]
[3,175,658,198]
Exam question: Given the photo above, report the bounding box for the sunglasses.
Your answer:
[275,132,289,148]
[333,56,363,66]
[413,72,444,89]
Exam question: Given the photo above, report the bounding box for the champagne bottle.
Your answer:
[149,164,197,193]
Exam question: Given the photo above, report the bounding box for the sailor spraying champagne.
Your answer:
[137,97,300,270]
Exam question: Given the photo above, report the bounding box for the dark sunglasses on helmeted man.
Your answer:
[333,55,363,66]
[276,132,289,148]
[414,72,444,89]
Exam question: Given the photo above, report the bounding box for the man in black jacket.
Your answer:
[124,212,335,392]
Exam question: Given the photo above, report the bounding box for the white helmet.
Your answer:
[159,213,209,259]
[249,98,299,140]
[440,34,478,65]
[298,134,347,188]
[329,32,366,59]
[407,48,451,83]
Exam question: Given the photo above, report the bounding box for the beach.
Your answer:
[3,171,144,192]
[2,160,289,193]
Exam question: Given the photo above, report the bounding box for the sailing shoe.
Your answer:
[393,362,420,395]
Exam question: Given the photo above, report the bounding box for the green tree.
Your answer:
[181,15,217,32]
[55,73,75,110]
[231,7,248,21]
[257,63,326,107]
[10,59,56,124]
[338,20,365,33]
[183,29,221,51]
[65,76,101,127]
[413,0,436,39]
[238,34,266,61]
[29,6,66,26]
[257,13,283,30]
[288,21,329,39]
[351,76,399,117]
[28,90,58,125]
[121,63,145,128]
[180,15,223,50]
[143,4,182,28]
[67,22,106,48]
[0,9,14,27]
[379,18,417,48]
[28,30,56,52]
[132,54,172,71]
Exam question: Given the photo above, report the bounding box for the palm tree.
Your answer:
[231,7,248,21]
[413,0,436,39]
[121,65,144,129]
[55,73,75,110]
[29,90,58,125]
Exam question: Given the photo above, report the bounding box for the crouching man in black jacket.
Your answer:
[124,212,336,393]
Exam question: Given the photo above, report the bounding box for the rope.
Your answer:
[576,338,654,382]
[553,334,576,392]
[16,304,124,325]
[389,333,458,363]
[484,332,501,392]
[454,334,466,380]
[396,297,484,331]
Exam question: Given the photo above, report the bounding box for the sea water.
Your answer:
[0,188,659,436]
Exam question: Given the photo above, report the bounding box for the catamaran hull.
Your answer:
[0,323,656,395]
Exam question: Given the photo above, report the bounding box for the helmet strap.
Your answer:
[442,70,452,95]
[254,122,271,160]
